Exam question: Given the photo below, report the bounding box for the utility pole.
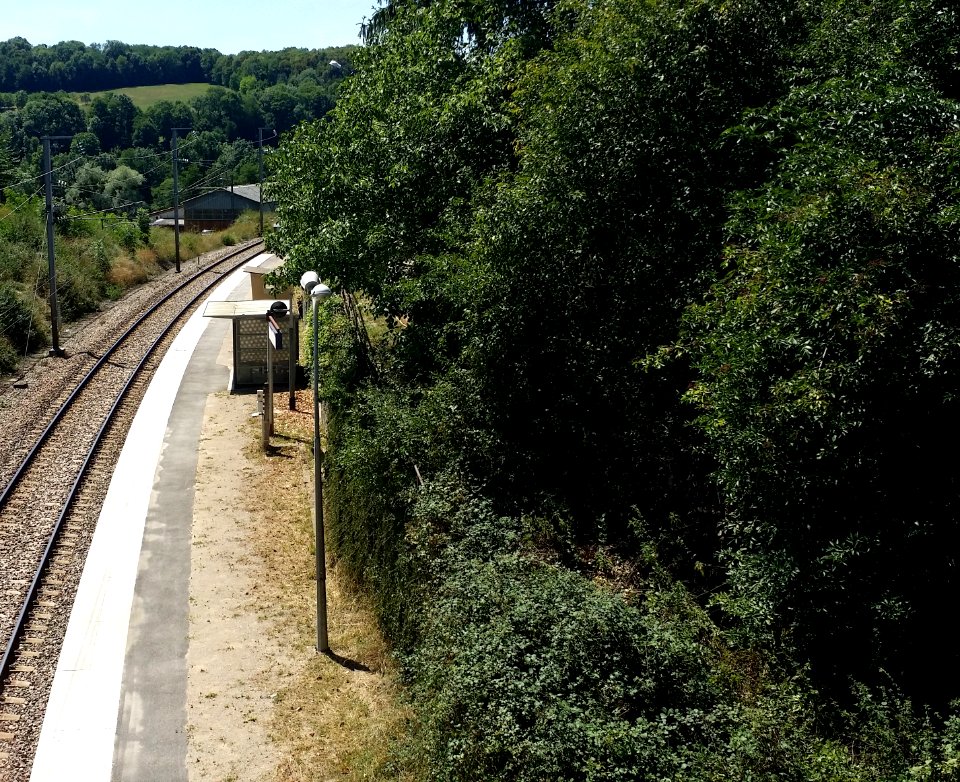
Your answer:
[42,135,71,357]
[172,129,181,273]
[171,127,190,273]
[258,128,273,236]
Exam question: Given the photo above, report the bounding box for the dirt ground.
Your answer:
[184,329,411,780]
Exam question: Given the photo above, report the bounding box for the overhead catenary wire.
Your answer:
[7,130,262,231]
[25,248,47,357]
[2,133,205,198]
[0,252,47,351]
[61,199,147,221]
[179,173,225,197]
[4,153,90,191]
[0,300,37,338]
[177,165,258,199]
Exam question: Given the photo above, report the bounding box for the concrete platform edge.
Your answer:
[29,269,247,781]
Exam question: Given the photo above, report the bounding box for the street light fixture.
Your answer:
[300,271,333,653]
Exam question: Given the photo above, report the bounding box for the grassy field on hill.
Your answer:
[73,82,213,109]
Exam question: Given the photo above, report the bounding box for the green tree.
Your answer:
[0,125,18,191]
[87,92,139,151]
[681,0,960,701]
[131,115,160,148]
[190,86,247,138]
[119,146,168,187]
[65,162,109,210]
[143,100,195,146]
[104,164,146,210]
[257,83,304,133]
[19,92,85,138]
[70,131,101,157]
[268,0,960,775]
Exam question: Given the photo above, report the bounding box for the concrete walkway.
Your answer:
[30,269,247,782]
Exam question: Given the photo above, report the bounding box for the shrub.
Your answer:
[113,221,140,255]
[0,282,47,370]
[0,335,19,372]
[0,192,43,251]
[107,254,153,294]
[682,47,960,700]
[148,226,176,264]
[408,553,715,781]
[53,238,108,320]
[230,210,263,240]
[396,481,960,781]
[0,236,41,286]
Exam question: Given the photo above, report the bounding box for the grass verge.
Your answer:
[247,389,418,781]
[72,82,214,110]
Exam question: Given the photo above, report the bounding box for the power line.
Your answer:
[61,199,147,220]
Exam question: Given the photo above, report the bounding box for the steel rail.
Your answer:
[0,239,264,685]
[0,239,263,507]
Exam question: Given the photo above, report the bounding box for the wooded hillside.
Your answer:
[0,39,349,373]
[267,0,960,778]
[0,40,355,225]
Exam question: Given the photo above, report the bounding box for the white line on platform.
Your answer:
[30,268,247,782]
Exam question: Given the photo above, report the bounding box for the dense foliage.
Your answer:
[270,0,960,777]
[0,39,356,219]
[0,183,261,373]
[682,17,960,698]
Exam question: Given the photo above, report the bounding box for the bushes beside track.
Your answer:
[0,192,263,374]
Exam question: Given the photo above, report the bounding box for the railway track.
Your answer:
[0,238,266,778]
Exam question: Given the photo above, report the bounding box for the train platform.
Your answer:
[28,267,248,781]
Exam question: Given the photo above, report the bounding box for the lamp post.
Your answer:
[300,271,333,653]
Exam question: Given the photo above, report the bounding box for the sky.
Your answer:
[2,0,381,54]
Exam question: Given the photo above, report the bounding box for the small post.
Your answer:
[267,339,275,436]
[288,294,298,410]
[266,302,287,437]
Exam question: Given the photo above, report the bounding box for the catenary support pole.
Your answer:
[171,129,182,273]
[258,128,265,236]
[42,135,69,357]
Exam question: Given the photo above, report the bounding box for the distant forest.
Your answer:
[0,37,357,93]
[0,38,357,216]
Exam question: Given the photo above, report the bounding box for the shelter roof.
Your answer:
[203,299,292,319]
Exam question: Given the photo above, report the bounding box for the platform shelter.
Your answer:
[202,298,298,392]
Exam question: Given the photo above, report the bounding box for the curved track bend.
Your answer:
[0,238,266,777]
